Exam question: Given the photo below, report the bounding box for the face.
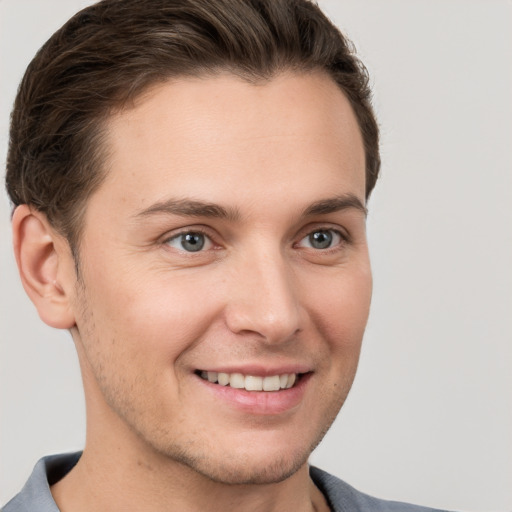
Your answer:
[69,71,372,484]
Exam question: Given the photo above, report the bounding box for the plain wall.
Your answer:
[1,1,511,510]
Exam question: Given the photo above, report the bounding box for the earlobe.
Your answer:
[12,205,76,329]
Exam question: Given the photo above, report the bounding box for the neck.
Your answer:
[51,444,329,512]
[53,347,330,512]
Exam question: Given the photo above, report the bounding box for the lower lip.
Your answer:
[197,373,312,415]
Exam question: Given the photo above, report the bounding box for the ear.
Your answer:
[12,205,76,329]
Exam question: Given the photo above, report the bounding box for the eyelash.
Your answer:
[163,228,216,253]
[295,228,348,252]
[162,226,349,254]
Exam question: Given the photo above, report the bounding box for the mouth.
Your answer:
[195,370,304,392]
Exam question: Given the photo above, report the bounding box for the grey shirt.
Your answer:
[3,453,452,512]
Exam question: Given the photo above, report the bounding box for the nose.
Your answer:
[224,248,302,344]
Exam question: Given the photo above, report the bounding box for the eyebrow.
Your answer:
[133,193,366,222]
[134,198,241,222]
[301,194,367,218]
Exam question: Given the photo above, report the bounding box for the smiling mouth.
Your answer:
[196,371,303,391]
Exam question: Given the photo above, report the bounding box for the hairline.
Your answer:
[69,65,369,272]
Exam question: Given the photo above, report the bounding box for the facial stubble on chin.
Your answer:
[71,279,358,486]
[139,384,353,487]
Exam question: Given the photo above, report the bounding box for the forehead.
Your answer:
[92,71,365,218]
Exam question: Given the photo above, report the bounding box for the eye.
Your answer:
[165,231,213,252]
[297,229,343,250]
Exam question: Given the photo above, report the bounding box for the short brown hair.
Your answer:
[5,0,380,253]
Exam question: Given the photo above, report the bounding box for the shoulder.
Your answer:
[2,453,81,512]
[310,466,454,512]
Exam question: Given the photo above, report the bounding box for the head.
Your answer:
[6,0,379,257]
[7,0,379,487]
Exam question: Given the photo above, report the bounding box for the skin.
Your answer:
[13,71,371,512]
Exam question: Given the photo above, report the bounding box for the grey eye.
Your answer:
[298,229,342,250]
[166,232,211,252]
[308,230,333,249]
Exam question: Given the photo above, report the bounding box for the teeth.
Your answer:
[230,373,245,389]
[199,371,299,391]
[263,375,281,391]
[245,375,263,391]
[217,372,230,386]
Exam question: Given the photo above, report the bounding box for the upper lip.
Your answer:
[195,364,312,376]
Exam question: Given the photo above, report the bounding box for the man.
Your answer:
[3,1,451,510]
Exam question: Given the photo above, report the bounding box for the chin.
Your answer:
[146,430,315,486]
[134,392,346,486]
[182,450,310,485]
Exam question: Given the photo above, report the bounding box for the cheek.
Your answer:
[81,266,223,363]
[305,264,372,352]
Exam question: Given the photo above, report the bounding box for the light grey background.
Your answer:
[1,1,511,510]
